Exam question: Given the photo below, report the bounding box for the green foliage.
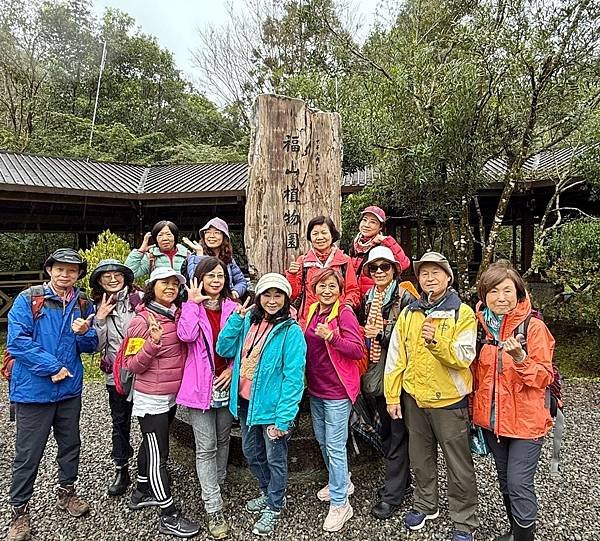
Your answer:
[551,324,600,377]
[543,220,600,329]
[78,230,132,294]
[0,0,245,163]
[0,232,77,272]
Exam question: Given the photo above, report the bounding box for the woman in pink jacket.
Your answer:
[348,206,410,294]
[124,267,199,539]
[176,256,238,540]
[304,268,364,534]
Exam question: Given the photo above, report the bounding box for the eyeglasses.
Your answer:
[206,273,226,280]
[368,262,393,274]
[101,272,124,280]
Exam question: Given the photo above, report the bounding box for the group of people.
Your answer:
[5,206,555,541]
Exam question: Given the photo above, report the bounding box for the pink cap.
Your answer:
[200,217,230,238]
[361,205,386,223]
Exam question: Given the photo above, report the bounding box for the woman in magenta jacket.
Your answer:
[304,267,364,534]
[176,256,238,539]
[124,267,199,539]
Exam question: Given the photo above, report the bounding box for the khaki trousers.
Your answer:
[403,393,479,532]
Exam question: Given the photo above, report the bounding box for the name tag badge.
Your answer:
[428,310,455,320]
[125,337,146,355]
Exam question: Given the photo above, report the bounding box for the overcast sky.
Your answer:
[91,0,382,85]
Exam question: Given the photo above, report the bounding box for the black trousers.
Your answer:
[484,429,543,525]
[374,395,411,505]
[10,396,82,506]
[106,385,134,466]
[136,406,177,511]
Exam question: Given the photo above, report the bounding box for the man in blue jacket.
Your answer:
[6,248,98,541]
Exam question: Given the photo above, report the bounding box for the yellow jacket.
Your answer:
[384,296,477,409]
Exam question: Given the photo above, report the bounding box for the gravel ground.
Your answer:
[1,380,599,541]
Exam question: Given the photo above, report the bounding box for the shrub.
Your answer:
[78,230,134,295]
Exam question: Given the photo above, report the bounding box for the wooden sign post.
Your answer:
[245,94,342,277]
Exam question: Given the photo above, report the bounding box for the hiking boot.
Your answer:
[246,494,269,514]
[7,504,31,541]
[404,508,439,531]
[207,510,229,539]
[252,508,281,536]
[513,521,535,541]
[322,502,353,532]
[316,474,355,502]
[56,485,90,517]
[128,488,160,510]
[371,500,399,520]
[452,531,475,541]
[159,510,200,538]
[108,465,131,497]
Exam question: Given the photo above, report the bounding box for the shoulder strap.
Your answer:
[29,285,46,319]
[514,313,533,353]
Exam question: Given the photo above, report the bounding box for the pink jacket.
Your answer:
[176,299,238,410]
[305,301,364,403]
[125,306,184,395]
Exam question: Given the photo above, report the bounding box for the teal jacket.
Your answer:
[216,312,306,432]
[125,243,188,279]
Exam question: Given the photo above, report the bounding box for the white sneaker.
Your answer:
[323,502,353,532]
[316,474,354,502]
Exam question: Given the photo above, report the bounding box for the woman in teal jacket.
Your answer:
[216,273,306,537]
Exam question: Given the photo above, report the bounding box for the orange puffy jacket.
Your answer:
[472,297,555,439]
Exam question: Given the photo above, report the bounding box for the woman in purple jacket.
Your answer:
[124,267,199,539]
[176,256,238,540]
[304,267,364,533]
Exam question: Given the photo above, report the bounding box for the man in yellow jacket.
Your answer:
[384,252,479,541]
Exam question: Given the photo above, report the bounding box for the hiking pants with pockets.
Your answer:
[484,430,543,526]
[10,396,82,506]
[403,393,479,533]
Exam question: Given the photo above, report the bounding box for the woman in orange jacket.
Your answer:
[472,260,555,541]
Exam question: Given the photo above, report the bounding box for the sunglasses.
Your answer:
[368,262,393,274]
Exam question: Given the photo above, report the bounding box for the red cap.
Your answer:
[361,205,386,223]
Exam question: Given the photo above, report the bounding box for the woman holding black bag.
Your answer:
[357,246,416,520]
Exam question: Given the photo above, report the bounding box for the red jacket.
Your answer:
[125,305,185,396]
[350,236,410,295]
[472,298,555,439]
[286,247,360,328]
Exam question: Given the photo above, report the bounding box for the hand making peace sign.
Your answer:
[147,312,163,344]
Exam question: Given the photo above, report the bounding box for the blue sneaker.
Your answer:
[404,508,440,530]
[452,531,475,541]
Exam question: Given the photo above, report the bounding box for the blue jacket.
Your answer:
[216,312,306,432]
[185,255,248,298]
[7,285,98,403]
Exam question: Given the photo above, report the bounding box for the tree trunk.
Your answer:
[245,94,342,277]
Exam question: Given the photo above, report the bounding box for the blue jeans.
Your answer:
[310,396,351,506]
[238,399,289,511]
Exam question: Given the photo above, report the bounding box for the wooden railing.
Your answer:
[0,270,45,323]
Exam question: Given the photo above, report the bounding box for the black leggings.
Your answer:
[137,406,177,512]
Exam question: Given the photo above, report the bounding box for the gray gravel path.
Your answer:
[1,380,599,541]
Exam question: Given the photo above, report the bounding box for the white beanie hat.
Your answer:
[255,273,292,297]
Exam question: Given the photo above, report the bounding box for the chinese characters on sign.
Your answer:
[282,133,301,250]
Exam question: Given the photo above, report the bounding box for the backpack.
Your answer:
[1,285,91,381]
[293,257,348,315]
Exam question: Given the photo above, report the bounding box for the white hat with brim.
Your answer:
[255,273,292,298]
[413,251,454,282]
[362,246,401,276]
[145,267,186,286]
